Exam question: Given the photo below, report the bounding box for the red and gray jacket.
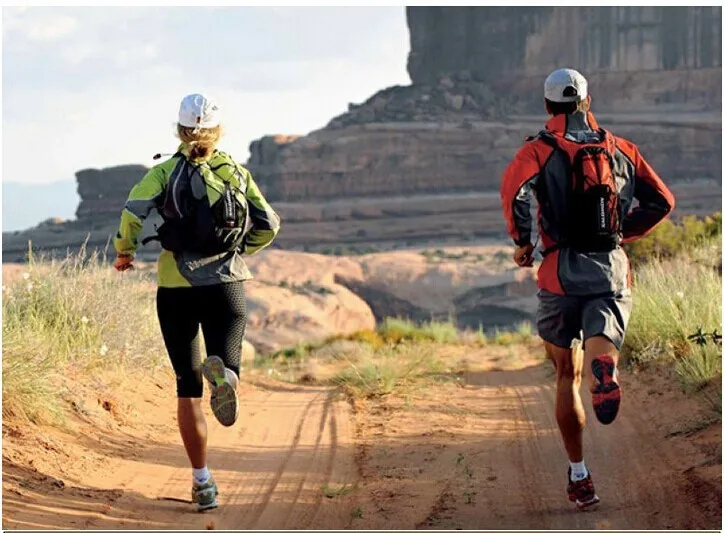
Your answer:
[500,111,676,296]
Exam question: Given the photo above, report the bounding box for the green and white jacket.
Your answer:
[114,144,280,288]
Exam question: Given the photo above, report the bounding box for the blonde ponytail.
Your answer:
[177,124,222,161]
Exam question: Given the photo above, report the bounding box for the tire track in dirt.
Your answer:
[241,389,321,529]
[4,361,719,530]
[279,392,334,529]
[2,383,357,530]
[418,363,720,530]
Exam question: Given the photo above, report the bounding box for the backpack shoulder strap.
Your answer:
[599,128,617,155]
[525,129,556,144]
[206,152,248,194]
[537,130,561,150]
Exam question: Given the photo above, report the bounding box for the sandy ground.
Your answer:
[3,375,358,530]
[353,357,722,530]
[3,348,721,530]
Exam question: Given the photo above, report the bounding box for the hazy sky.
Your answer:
[2,6,410,186]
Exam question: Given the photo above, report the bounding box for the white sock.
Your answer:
[193,466,210,484]
[570,460,588,481]
[225,368,239,389]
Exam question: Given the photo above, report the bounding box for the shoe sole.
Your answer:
[202,356,239,427]
[568,488,600,509]
[575,494,600,510]
[197,499,219,512]
[591,355,621,425]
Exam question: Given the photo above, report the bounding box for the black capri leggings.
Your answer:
[156,281,247,398]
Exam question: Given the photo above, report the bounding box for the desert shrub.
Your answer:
[378,317,459,344]
[490,321,535,346]
[624,213,721,268]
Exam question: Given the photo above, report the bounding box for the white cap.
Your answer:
[544,68,588,103]
[178,93,220,130]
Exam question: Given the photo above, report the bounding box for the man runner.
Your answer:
[500,68,675,509]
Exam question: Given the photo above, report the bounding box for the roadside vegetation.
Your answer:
[4,213,720,424]
[264,213,723,413]
[259,316,538,398]
[622,213,722,412]
[624,212,721,268]
[2,248,166,424]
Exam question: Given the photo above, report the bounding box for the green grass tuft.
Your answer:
[624,213,721,268]
[331,344,446,398]
[378,317,459,344]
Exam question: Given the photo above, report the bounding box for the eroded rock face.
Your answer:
[246,116,722,205]
[3,7,721,262]
[75,165,148,223]
[406,7,722,84]
[69,8,724,221]
[245,7,721,205]
[325,76,509,130]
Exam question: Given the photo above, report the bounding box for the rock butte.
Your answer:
[3,7,721,260]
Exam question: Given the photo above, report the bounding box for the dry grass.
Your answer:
[2,248,167,424]
[331,343,451,399]
[623,248,722,412]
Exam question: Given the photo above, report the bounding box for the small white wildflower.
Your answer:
[676,291,684,299]
[22,272,30,280]
[267,368,273,376]
[81,316,89,324]
[26,282,34,292]
[100,344,109,356]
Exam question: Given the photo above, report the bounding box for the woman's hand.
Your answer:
[113,253,135,272]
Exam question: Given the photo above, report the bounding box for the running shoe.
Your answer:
[202,356,239,427]
[591,355,621,425]
[192,475,219,512]
[567,468,600,510]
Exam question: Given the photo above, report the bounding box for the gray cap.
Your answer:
[544,68,588,103]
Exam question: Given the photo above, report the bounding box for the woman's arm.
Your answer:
[113,166,166,257]
[239,168,281,255]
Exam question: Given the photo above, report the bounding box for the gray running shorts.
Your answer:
[536,289,633,350]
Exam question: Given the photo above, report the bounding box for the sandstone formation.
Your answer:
[240,247,540,349]
[76,165,148,225]
[246,7,721,204]
[245,115,721,205]
[406,7,722,84]
[2,7,721,263]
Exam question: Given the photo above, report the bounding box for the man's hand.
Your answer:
[113,253,135,272]
[514,243,535,267]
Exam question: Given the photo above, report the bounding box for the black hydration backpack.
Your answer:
[143,154,250,256]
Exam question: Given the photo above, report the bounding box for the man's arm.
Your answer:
[500,142,541,247]
[621,146,676,244]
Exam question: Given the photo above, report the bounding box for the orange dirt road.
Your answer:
[3,363,721,530]
[3,383,358,530]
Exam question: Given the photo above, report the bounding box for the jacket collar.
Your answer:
[545,111,600,136]
[178,143,190,158]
